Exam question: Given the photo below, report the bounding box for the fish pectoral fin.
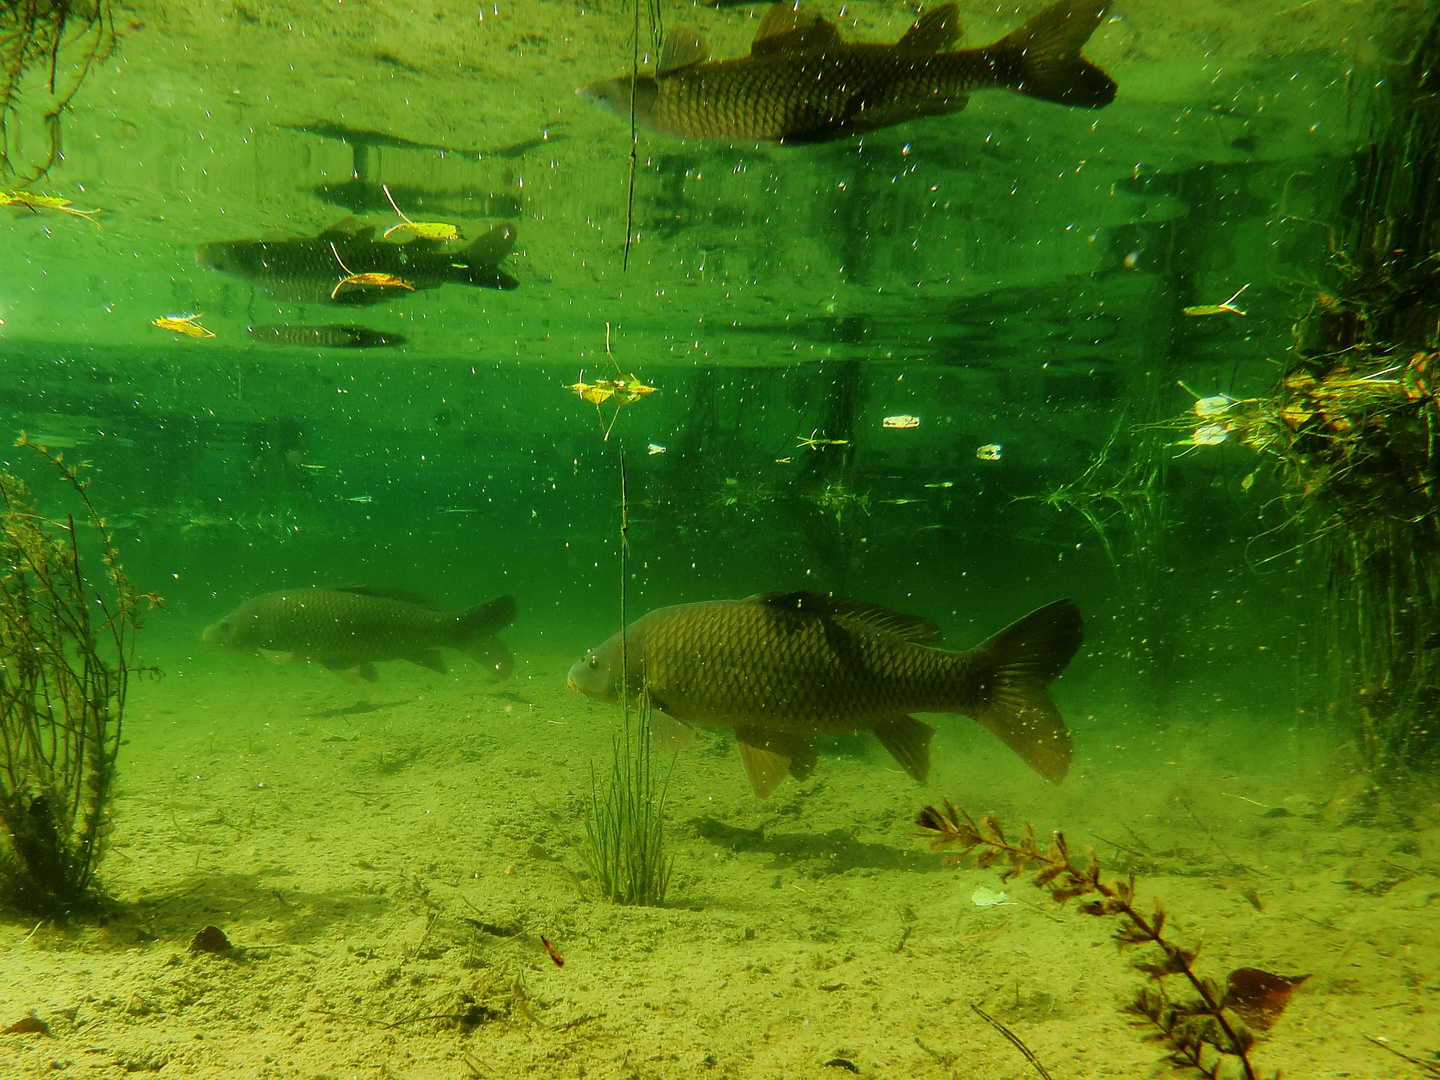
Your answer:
[735,732,791,798]
[649,709,696,756]
[872,715,935,783]
[658,29,710,73]
[258,648,298,665]
[405,649,448,675]
[750,4,842,56]
[355,662,381,682]
[462,636,514,681]
[897,2,961,53]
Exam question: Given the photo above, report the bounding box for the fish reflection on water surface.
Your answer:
[568,592,1083,796]
[578,0,1116,144]
[203,587,516,683]
[247,324,408,349]
[195,217,518,304]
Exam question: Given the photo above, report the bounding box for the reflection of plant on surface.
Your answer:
[1,0,116,182]
[808,480,869,531]
[916,801,1309,1080]
[1017,419,1162,568]
[1,436,159,917]
[711,475,778,516]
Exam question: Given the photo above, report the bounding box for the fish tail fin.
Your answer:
[984,0,1116,109]
[966,599,1083,782]
[456,595,517,680]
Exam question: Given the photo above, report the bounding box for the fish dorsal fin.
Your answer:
[751,4,842,56]
[318,216,375,241]
[897,3,960,53]
[332,585,435,607]
[750,591,943,644]
[658,29,710,74]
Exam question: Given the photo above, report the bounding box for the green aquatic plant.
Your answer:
[581,690,673,906]
[1167,11,1440,776]
[0,437,157,916]
[916,801,1309,1080]
[0,0,115,182]
[581,452,672,906]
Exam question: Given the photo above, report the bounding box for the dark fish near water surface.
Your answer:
[204,587,517,682]
[196,217,518,304]
[248,324,408,349]
[578,0,1115,144]
[567,592,1082,796]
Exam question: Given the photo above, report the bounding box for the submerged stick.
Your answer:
[970,1004,1054,1080]
[622,0,639,269]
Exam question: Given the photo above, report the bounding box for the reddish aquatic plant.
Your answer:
[916,800,1307,1080]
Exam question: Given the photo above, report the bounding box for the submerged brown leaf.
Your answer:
[189,925,233,954]
[1223,968,1310,1030]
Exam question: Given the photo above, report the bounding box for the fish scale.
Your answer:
[569,592,1084,796]
[639,601,966,729]
[579,0,1116,144]
[651,51,991,142]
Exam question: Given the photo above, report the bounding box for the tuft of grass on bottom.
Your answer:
[582,693,673,906]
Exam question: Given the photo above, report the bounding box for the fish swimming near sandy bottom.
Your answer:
[247,324,409,349]
[203,587,517,682]
[567,592,1083,796]
[196,217,518,305]
[577,0,1116,144]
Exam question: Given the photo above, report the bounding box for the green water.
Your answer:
[3,0,1438,1076]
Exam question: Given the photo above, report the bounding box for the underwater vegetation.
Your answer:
[916,801,1309,1080]
[0,0,114,181]
[580,692,673,907]
[580,456,673,907]
[1174,10,1440,777]
[0,438,156,917]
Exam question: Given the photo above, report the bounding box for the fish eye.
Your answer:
[219,621,230,633]
[587,654,598,670]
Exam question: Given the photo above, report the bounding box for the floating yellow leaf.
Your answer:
[382,184,459,242]
[1,190,101,226]
[152,313,216,339]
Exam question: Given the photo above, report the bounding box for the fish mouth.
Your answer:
[566,676,580,692]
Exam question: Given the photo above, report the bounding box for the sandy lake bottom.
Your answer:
[1,626,1437,1080]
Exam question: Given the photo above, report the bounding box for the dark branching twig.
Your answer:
[970,1003,1054,1080]
[916,801,1308,1080]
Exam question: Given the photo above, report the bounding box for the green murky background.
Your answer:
[3,0,1438,1076]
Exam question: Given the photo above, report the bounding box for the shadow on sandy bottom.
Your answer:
[689,816,941,874]
[78,872,392,951]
